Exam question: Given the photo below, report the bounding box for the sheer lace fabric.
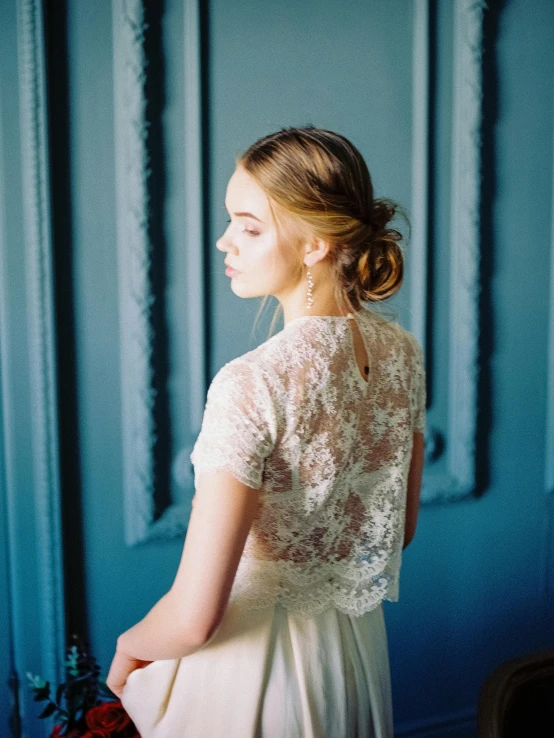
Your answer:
[190,308,426,619]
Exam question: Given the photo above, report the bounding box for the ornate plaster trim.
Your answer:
[421,0,487,504]
[410,0,430,345]
[16,0,66,684]
[112,0,485,513]
[542,116,554,624]
[113,0,206,544]
[546,156,554,496]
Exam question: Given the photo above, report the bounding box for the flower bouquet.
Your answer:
[26,633,141,737]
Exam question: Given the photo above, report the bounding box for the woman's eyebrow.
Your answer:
[225,205,264,223]
[234,211,263,222]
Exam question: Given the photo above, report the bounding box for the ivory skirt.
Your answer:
[121,599,394,738]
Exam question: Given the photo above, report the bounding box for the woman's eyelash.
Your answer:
[225,218,259,236]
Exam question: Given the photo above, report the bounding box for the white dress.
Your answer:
[121,308,426,738]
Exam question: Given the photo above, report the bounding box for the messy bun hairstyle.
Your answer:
[237,125,408,330]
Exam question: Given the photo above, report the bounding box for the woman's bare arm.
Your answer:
[116,470,261,660]
[403,431,424,549]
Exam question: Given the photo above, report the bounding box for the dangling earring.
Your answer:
[306,267,314,310]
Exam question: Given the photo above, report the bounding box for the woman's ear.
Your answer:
[304,236,331,267]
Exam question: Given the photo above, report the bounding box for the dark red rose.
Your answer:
[85,701,131,734]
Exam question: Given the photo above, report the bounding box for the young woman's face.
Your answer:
[216,166,302,301]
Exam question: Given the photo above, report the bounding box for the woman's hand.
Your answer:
[106,647,153,699]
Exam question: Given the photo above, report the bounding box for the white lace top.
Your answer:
[190,308,426,618]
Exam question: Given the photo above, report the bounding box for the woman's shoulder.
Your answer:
[221,309,422,386]
[210,337,285,400]
[229,323,306,373]
[217,325,318,407]
[360,308,423,357]
[392,321,424,361]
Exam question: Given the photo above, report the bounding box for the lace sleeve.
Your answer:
[413,339,426,433]
[190,360,277,490]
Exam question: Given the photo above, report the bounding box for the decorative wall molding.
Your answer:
[183,0,209,438]
[0,57,20,738]
[544,278,554,496]
[420,0,487,504]
[113,0,485,514]
[410,0,429,346]
[16,0,66,688]
[546,127,554,497]
[113,0,206,545]
[542,109,554,626]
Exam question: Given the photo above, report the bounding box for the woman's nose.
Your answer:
[216,232,235,253]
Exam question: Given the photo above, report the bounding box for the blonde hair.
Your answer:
[236,125,409,338]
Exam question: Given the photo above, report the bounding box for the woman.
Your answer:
[108,125,426,737]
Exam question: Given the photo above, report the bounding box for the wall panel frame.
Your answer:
[0,0,66,733]
[17,0,66,679]
[420,0,487,505]
[113,0,487,554]
[113,0,207,545]
[542,102,554,632]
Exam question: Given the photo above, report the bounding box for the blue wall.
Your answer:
[0,1,553,736]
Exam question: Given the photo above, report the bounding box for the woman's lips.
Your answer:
[225,266,240,277]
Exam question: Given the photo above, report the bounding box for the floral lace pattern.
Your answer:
[190,308,426,618]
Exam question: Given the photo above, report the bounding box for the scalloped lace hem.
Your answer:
[227,586,399,619]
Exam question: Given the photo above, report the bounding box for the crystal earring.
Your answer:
[306,267,314,310]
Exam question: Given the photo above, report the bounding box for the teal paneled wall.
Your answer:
[0,1,553,737]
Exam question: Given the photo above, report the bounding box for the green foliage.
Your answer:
[26,633,118,735]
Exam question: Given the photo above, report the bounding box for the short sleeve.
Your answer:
[412,339,427,433]
[190,360,277,490]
